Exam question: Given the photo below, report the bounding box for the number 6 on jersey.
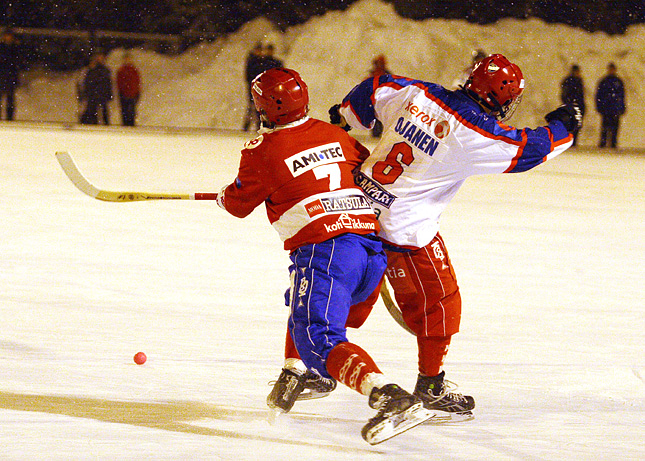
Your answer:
[372,142,414,185]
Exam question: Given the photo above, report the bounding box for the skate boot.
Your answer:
[301,369,337,400]
[413,371,475,419]
[266,367,307,413]
[267,362,337,413]
[361,384,433,445]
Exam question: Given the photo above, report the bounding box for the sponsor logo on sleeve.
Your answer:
[284,142,345,177]
[244,135,264,149]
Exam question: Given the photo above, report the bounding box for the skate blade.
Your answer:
[296,389,333,401]
[363,403,434,445]
[423,410,474,424]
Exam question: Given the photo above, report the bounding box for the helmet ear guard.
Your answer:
[463,54,524,121]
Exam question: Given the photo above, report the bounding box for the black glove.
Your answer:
[544,104,582,133]
[329,104,351,131]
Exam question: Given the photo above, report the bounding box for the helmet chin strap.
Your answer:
[485,93,508,121]
[464,88,504,119]
[259,110,276,129]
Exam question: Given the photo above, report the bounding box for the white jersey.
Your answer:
[340,74,573,248]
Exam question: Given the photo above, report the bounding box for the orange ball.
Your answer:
[133,352,147,365]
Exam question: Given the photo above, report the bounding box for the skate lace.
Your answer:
[373,394,392,416]
[267,367,302,387]
[426,379,467,404]
[269,371,333,389]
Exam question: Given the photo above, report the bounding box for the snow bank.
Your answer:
[12,0,645,147]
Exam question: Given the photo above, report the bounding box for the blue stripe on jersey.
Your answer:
[507,122,571,173]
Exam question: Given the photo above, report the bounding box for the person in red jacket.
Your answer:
[116,51,141,126]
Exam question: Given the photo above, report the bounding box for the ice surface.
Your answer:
[1,124,643,460]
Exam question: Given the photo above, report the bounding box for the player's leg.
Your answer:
[268,236,361,412]
[268,273,382,410]
[273,235,430,440]
[385,234,474,416]
[294,234,430,443]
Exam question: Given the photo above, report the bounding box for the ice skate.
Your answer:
[299,369,337,400]
[413,371,475,420]
[267,365,337,413]
[267,367,307,413]
[361,384,433,445]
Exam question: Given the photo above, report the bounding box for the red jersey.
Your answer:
[218,117,379,251]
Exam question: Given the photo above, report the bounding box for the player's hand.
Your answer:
[545,104,582,133]
[329,104,351,131]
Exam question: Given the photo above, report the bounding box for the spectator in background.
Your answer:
[242,43,283,131]
[78,50,113,125]
[368,55,391,137]
[242,43,264,131]
[0,29,22,121]
[116,51,141,126]
[560,64,586,146]
[262,44,283,70]
[595,62,625,149]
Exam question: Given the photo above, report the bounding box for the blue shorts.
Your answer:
[286,233,387,378]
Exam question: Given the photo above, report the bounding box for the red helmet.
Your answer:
[251,68,309,125]
[463,54,524,121]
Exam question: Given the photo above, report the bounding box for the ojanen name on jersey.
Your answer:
[354,171,396,208]
[394,117,439,156]
[285,142,345,177]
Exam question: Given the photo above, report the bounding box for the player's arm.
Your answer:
[504,121,572,173]
[459,111,574,175]
[501,104,581,173]
[336,76,382,131]
[218,151,270,218]
[336,74,426,132]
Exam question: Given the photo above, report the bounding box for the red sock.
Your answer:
[326,342,382,394]
[418,336,451,376]
[285,329,300,360]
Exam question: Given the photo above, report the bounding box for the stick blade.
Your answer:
[55,152,215,202]
[55,151,101,198]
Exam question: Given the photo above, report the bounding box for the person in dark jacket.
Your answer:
[242,43,283,131]
[595,62,625,148]
[560,64,585,146]
[79,51,113,125]
[0,29,22,120]
[116,51,141,126]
